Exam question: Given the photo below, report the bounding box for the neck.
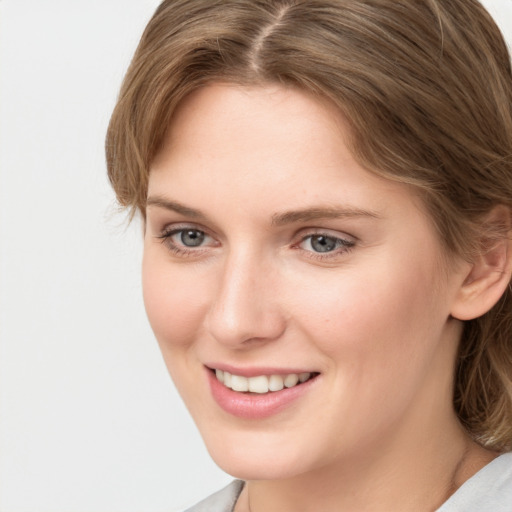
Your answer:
[237,417,496,512]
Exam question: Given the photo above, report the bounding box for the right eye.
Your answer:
[157,226,218,256]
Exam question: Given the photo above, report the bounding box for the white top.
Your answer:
[183,452,512,512]
[436,451,512,511]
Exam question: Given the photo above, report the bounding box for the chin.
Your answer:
[201,428,321,481]
[212,454,303,481]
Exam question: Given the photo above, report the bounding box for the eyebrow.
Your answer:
[271,206,380,226]
[146,196,380,225]
[146,196,207,220]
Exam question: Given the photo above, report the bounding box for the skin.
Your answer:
[143,84,496,511]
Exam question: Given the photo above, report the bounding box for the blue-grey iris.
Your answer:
[181,230,205,247]
[311,235,337,253]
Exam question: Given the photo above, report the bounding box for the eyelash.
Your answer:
[295,233,355,260]
[157,226,217,258]
[156,226,355,260]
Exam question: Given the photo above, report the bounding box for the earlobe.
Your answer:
[451,206,512,321]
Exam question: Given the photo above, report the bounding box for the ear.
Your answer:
[451,206,512,321]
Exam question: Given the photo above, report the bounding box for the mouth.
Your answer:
[210,368,319,394]
[206,366,320,419]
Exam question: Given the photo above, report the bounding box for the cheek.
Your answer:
[291,262,451,441]
[141,252,208,351]
[294,256,446,371]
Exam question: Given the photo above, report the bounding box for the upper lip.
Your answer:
[205,364,318,377]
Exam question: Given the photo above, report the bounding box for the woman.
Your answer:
[106,1,512,510]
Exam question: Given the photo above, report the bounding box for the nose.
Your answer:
[205,249,286,348]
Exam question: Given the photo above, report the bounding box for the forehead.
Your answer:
[151,84,420,210]
[152,83,359,188]
[158,83,348,152]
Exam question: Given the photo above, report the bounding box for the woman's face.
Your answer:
[143,84,469,479]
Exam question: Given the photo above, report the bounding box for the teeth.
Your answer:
[284,374,299,388]
[215,370,313,394]
[268,374,284,392]
[248,375,269,394]
[231,375,249,392]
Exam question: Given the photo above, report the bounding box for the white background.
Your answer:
[0,1,511,511]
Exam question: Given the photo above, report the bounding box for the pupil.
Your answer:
[181,230,205,247]
[311,235,336,253]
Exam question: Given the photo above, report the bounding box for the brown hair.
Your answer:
[106,0,512,450]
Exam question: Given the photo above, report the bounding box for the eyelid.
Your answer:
[156,222,220,256]
[293,228,356,258]
[294,226,357,243]
[157,221,217,240]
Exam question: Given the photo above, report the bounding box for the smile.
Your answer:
[207,366,320,419]
[214,369,316,394]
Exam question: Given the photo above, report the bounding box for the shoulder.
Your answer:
[182,480,245,512]
[437,452,512,512]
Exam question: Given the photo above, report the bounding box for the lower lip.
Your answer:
[207,369,318,419]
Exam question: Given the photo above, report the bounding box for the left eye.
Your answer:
[174,229,206,247]
[301,234,353,253]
